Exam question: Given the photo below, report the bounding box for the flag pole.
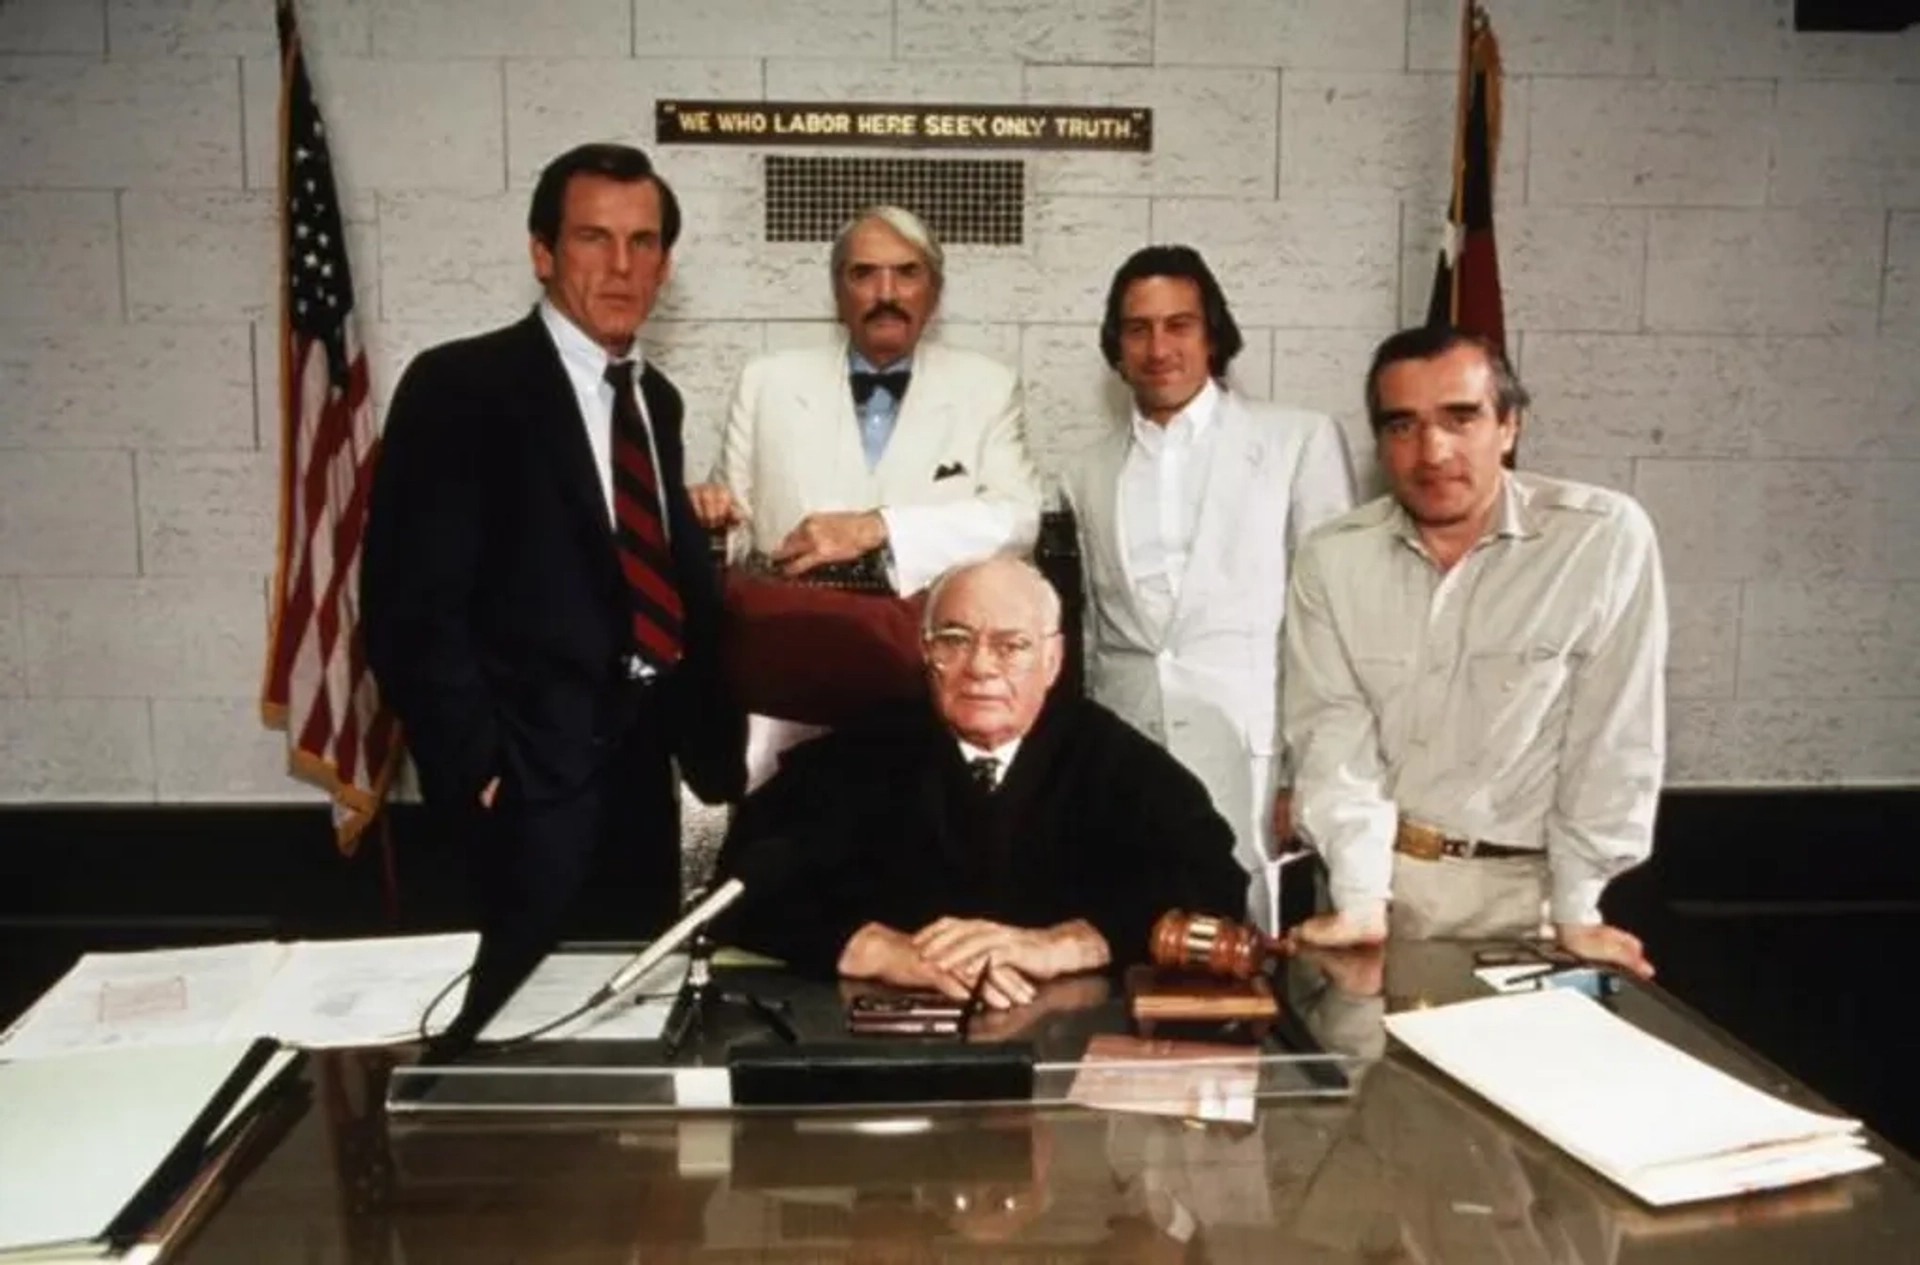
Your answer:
[1447,0,1473,326]
[262,0,404,857]
[261,0,297,727]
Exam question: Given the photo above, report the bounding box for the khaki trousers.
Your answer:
[1387,852,1550,941]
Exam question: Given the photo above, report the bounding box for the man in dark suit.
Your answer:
[715,556,1246,1010]
[362,143,741,1043]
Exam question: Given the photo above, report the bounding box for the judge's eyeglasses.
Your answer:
[923,625,1059,675]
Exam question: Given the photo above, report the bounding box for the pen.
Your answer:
[960,959,992,1038]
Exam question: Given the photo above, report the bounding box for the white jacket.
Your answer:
[1065,389,1356,919]
[719,336,1044,594]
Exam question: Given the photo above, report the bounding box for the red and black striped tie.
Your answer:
[605,360,683,668]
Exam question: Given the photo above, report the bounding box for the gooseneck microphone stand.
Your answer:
[658,926,799,1060]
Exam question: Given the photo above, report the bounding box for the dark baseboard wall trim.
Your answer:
[1630,787,1920,902]
[2,788,1917,937]
[0,802,469,937]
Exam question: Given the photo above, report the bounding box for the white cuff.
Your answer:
[1550,873,1609,927]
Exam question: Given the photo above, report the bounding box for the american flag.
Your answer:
[261,0,399,853]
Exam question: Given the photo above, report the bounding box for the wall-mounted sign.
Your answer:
[656,100,1151,152]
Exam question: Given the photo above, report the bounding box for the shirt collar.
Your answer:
[540,297,643,381]
[849,347,913,375]
[1498,471,1546,540]
[956,735,1022,773]
[1130,377,1222,453]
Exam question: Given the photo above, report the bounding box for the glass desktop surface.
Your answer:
[385,951,1360,1115]
[170,941,1920,1264]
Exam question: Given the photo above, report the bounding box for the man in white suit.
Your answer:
[690,206,1045,784]
[1063,246,1356,933]
[690,205,1043,595]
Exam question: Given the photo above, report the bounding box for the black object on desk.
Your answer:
[660,930,798,1059]
[729,1040,1037,1107]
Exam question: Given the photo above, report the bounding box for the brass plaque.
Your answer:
[657,100,1151,152]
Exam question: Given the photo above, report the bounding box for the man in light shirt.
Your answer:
[713,556,1246,1009]
[1285,326,1666,977]
[1064,245,1356,933]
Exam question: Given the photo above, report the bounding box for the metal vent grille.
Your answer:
[764,155,1024,245]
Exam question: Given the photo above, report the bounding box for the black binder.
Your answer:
[728,1040,1036,1107]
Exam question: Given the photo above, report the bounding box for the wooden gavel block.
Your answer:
[1127,911,1295,1037]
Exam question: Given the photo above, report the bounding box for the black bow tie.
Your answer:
[850,369,911,405]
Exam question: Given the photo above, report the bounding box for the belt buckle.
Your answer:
[1398,821,1445,862]
[1440,836,1473,859]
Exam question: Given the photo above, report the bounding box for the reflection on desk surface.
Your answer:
[165,940,1920,1264]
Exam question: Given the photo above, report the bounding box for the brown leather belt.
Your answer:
[1394,819,1540,862]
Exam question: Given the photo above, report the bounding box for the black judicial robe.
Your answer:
[715,696,1248,975]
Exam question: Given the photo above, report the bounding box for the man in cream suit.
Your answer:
[1063,246,1356,933]
[690,206,1045,783]
[690,205,1043,595]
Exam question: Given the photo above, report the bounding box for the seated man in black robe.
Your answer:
[715,555,1247,1009]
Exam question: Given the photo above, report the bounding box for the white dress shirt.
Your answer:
[538,298,667,532]
[1284,472,1669,925]
[956,736,1022,788]
[1118,379,1224,635]
[849,349,911,471]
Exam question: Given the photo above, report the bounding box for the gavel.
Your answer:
[1148,910,1291,981]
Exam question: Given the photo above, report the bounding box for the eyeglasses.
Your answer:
[924,626,1058,674]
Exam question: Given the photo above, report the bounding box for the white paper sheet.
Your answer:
[1384,989,1882,1206]
[0,1041,267,1254]
[0,944,285,1062]
[0,935,478,1060]
[479,952,686,1043]
[1473,964,1554,992]
[244,933,476,1047]
[0,1245,160,1264]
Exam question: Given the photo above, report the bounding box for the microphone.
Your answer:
[585,879,745,1012]
[582,835,803,1013]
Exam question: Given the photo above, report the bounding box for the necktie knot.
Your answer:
[967,755,1000,792]
[605,359,637,392]
[850,368,911,405]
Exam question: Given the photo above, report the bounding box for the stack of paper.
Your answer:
[0,933,489,1260]
[1383,989,1882,1206]
[0,934,477,1061]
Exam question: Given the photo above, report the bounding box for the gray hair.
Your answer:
[921,554,1062,637]
[829,205,945,295]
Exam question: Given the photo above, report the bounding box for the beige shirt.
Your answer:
[1283,472,1668,925]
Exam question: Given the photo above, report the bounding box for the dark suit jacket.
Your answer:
[361,310,742,814]
[714,697,1248,975]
